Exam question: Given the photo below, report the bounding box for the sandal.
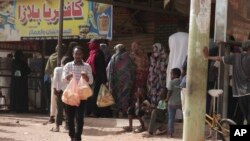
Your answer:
[134,127,146,133]
[50,127,59,132]
[122,126,132,132]
[142,132,154,138]
[155,129,167,135]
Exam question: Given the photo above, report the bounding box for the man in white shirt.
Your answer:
[166,20,188,121]
[45,44,66,123]
[50,57,71,132]
[62,46,93,141]
[166,21,189,88]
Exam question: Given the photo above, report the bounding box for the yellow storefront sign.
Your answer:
[0,0,112,41]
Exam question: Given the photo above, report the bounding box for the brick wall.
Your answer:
[154,24,176,52]
[109,34,155,54]
[110,8,188,54]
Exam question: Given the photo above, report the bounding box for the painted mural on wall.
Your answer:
[0,0,113,41]
[0,1,17,41]
[227,0,250,41]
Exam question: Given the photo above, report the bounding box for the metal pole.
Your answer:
[223,44,230,118]
[183,0,211,141]
[57,0,64,66]
[214,0,228,128]
[217,43,224,115]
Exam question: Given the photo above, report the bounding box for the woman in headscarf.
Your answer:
[129,41,149,102]
[147,43,168,107]
[86,39,108,117]
[107,44,135,116]
[100,43,111,67]
[10,50,31,112]
[121,41,149,132]
[130,41,149,87]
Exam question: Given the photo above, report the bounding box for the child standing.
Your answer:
[166,68,182,138]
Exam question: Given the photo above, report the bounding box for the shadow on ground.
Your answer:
[0,113,49,124]
[84,127,125,136]
[0,122,27,127]
[0,137,22,141]
[85,118,117,128]
[0,129,15,134]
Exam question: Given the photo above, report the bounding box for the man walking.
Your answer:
[62,46,93,141]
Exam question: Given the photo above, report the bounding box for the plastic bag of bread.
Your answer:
[96,84,115,107]
[62,76,80,106]
[77,77,93,100]
[62,92,80,106]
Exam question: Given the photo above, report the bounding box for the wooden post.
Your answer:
[57,0,64,66]
[183,0,211,141]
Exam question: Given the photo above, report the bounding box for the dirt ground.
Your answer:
[0,113,184,141]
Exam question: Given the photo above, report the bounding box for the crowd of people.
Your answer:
[7,21,188,141]
[8,20,250,141]
[41,39,184,141]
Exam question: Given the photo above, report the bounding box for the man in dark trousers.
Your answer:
[62,46,93,141]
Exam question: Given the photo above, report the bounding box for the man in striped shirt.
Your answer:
[62,46,93,141]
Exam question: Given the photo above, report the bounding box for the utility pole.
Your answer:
[183,0,211,141]
[57,0,64,66]
[213,0,229,118]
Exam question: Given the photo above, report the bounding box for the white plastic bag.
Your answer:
[96,84,115,107]
[62,76,80,106]
[77,77,93,100]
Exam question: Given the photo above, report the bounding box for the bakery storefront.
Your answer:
[0,0,112,112]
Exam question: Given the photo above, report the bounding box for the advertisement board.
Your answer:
[0,0,113,41]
